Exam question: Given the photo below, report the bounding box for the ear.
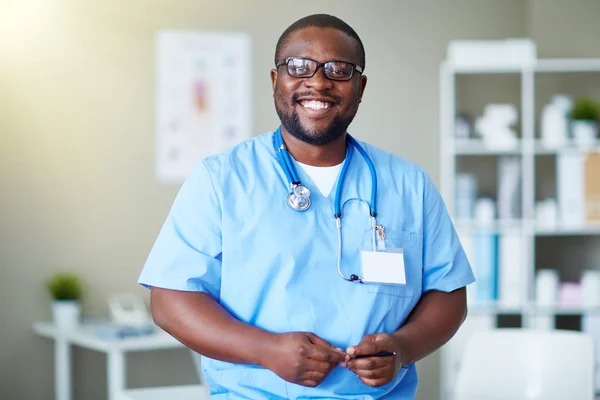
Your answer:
[270,69,278,96]
[358,75,367,102]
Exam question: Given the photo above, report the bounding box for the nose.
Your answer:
[303,65,334,90]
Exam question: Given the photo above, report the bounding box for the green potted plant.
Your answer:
[570,97,599,148]
[46,271,83,330]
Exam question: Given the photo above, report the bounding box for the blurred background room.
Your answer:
[2,1,600,399]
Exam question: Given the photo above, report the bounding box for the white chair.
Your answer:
[454,328,595,400]
[122,351,211,400]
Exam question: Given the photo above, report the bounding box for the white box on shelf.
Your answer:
[557,152,585,226]
[456,174,477,219]
[497,156,522,220]
[536,269,559,307]
[581,271,600,308]
[473,230,498,302]
[498,232,523,308]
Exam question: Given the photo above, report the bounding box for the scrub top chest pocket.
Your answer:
[361,228,419,297]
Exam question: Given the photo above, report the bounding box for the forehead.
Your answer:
[280,27,360,63]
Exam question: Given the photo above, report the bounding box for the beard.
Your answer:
[274,90,358,146]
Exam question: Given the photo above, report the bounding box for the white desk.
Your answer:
[32,321,206,400]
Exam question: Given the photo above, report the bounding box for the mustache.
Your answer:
[292,91,341,105]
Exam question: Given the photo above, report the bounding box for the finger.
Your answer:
[350,363,393,379]
[299,369,326,382]
[346,355,392,371]
[298,379,319,387]
[304,344,346,363]
[302,358,335,374]
[359,376,391,388]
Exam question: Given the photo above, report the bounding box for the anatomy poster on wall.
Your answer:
[155,30,251,183]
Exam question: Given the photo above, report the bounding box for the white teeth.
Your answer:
[300,100,331,110]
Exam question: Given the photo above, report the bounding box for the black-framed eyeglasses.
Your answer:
[275,57,363,81]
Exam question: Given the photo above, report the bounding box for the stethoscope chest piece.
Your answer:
[287,184,311,211]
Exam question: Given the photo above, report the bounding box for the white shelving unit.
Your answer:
[439,57,600,400]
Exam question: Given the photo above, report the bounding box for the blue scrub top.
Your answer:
[139,132,475,399]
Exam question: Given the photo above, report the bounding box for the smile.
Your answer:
[299,100,333,110]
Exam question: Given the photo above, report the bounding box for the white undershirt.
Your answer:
[297,160,345,198]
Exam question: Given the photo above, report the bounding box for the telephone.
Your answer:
[107,294,151,327]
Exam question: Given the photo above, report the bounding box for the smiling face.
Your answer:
[271,27,367,146]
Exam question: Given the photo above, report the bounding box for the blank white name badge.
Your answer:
[360,248,406,285]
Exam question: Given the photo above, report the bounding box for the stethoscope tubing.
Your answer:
[333,144,354,218]
[274,126,379,283]
[275,130,300,185]
[348,135,377,217]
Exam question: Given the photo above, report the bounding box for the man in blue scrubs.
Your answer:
[139,14,475,399]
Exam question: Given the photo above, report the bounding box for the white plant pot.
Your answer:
[52,300,81,330]
[572,120,598,148]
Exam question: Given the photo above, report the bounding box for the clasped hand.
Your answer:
[264,332,402,388]
[343,333,403,387]
[263,332,346,387]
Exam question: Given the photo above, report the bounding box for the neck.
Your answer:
[280,128,347,167]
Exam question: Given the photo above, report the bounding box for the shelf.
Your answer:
[451,65,526,74]
[535,58,600,73]
[535,223,600,236]
[453,138,600,155]
[454,138,521,155]
[534,139,600,154]
[448,58,600,74]
[469,303,600,316]
[533,305,600,316]
[469,303,525,314]
[441,53,600,400]
[453,221,600,236]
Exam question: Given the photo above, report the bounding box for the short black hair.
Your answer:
[274,14,365,71]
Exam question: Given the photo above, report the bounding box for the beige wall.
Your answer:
[1,1,598,399]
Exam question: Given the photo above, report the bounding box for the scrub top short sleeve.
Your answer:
[138,160,223,299]
[421,173,475,293]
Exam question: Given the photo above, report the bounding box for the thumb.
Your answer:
[347,334,381,357]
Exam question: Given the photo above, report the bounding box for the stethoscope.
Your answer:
[273,127,383,283]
